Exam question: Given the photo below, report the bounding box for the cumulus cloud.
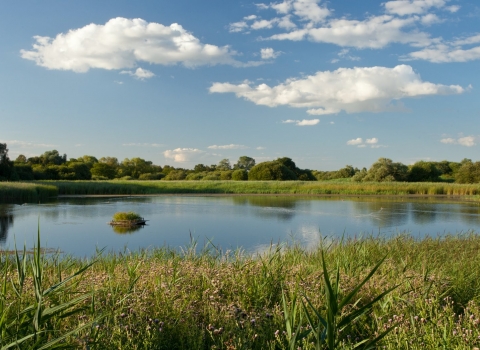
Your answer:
[406,34,480,62]
[347,137,383,148]
[347,138,363,145]
[384,0,448,16]
[207,144,248,149]
[120,67,155,80]
[21,17,248,72]
[260,48,282,59]
[268,15,432,48]
[441,136,476,147]
[282,119,319,126]
[210,65,465,115]
[163,148,204,162]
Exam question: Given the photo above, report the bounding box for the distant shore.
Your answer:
[1,180,479,203]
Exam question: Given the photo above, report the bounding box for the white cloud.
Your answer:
[244,15,258,20]
[458,136,476,147]
[407,39,480,62]
[268,15,432,49]
[120,67,155,80]
[229,21,249,33]
[21,17,243,72]
[260,47,282,59]
[5,140,56,148]
[251,19,279,30]
[207,144,248,149]
[282,119,319,126]
[347,138,363,145]
[210,65,464,115]
[384,0,447,16]
[440,136,476,147]
[421,13,442,25]
[445,5,460,13]
[256,146,266,150]
[347,137,384,148]
[292,0,331,23]
[440,137,456,144]
[163,148,204,162]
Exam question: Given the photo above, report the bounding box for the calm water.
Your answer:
[1,196,479,257]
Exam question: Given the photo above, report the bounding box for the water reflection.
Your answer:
[0,206,14,243]
[232,196,304,221]
[350,201,409,228]
[111,225,145,235]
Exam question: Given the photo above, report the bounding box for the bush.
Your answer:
[232,169,248,181]
[138,173,165,180]
[164,170,187,180]
[455,161,480,184]
[112,211,142,221]
[220,170,233,180]
[248,161,297,181]
[362,158,408,182]
[408,161,441,182]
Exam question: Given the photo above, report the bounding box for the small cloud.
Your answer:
[114,81,124,85]
[120,67,155,80]
[207,144,248,150]
[163,148,204,162]
[441,135,476,147]
[347,138,363,145]
[347,137,383,148]
[256,146,266,150]
[74,144,83,147]
[445,5,460,13]
[260,47,282,59]
[329,121,335,124]
[5,140,56,148]
[282,119,319,126]
[244,15,257,20]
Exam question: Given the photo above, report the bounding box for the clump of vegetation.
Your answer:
[112,211,142,221]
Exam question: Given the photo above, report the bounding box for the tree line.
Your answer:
[1,143,479,183]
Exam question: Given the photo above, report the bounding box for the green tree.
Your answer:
[248,161,298,181]
[232,169,248,181]
[91,162,117,179]
[408,161,441,182]
[234,156,256,171]
[455,161,480,184]
[217,158,231,171]
[0,143,14,181]
[15,154,27,163]
[362,158,409,182]
[119,157,157,179]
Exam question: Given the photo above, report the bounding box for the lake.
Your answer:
[1,195,479,257]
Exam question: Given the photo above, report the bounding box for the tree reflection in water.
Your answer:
[0,208,14,244]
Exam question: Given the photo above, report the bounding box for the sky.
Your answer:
[1,0,479,170]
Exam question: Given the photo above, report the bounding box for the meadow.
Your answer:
[40,180,480,197]
[0,182,58,202]
[2,232,480,349]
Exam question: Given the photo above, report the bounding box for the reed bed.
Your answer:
[2,232,480,349]
[0,182,57,202]
[40,180,480,197]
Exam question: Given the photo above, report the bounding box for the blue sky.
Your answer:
[1,0,479,170]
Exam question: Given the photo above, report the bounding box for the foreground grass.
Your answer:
[45,180,480,197]
[0,182,58,202]
[3,233,480,349]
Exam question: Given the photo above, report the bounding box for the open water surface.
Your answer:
[1,196,479,257]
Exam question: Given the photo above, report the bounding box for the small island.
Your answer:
[108,211,148,227]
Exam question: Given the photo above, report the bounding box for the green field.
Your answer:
[0,182,58,202]
[2,232,480,349]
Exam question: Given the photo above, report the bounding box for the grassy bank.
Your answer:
[0,182,58,202]
[2,233,480,349]
[43,180,480,197]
